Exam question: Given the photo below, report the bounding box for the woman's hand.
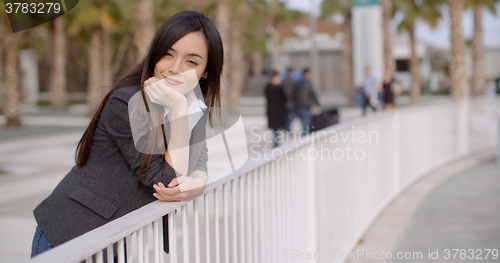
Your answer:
[144,77,188,112]
[152,177,206,202]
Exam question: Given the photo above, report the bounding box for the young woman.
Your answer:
[31,10,223,257]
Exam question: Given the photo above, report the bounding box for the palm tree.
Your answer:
[381,0,395,77]
[321,0,353,105]
[448,0,468,99]
[67,0,120,115]
[49,17,68,110]
[134,0,155,61]
[245,1,269,77]
[228,0,252,109]
[217,0,231,108]
[87,26,103,115]
[0,10,5,114]
[3,19,22,127]
[465,0,497,96]
[102,28,114,89]
[394,0,443,104]
[267,0,301,72]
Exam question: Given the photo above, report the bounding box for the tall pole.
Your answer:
[310,0,320,91]
[352,0,384,87]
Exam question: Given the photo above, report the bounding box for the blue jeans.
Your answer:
[285,109,296,131]
[31,226,53,258]
[295,107,312,135]
[362,96,377,116]
[30,226,124,262]
[273,130,280,148]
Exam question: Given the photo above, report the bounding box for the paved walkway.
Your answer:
[348,149,499,263]
[390,157,500,263]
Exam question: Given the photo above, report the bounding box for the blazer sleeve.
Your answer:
[191,109,209,174]
[101,92,177,187]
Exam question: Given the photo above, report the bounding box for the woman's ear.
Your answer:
[202,72,208,78]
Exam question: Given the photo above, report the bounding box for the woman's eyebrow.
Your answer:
[170,48,203,59]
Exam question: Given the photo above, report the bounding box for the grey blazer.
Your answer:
[33,85,209,250]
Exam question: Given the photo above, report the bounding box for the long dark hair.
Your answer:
[75,11,223,184]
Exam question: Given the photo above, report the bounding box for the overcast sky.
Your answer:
[284,0,500,49]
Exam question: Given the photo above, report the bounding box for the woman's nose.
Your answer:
[169,58,182,75]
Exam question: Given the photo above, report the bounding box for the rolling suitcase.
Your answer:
[311,107,339,132]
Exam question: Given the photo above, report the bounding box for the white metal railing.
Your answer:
[29,96,500,263]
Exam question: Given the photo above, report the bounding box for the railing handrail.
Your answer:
[28,95,499,263]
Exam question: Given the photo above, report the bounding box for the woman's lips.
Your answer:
[162,75,183,85]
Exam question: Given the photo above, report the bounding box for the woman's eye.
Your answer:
[165,53,173,57]
[188,60,198,65]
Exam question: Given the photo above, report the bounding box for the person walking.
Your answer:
[382,69,395,109]
[362,66,378,115]
[265,70,287,148]
[31,10,223,258]
[496,77,500,94]
[293,68,319,135]
[282,68,296,131]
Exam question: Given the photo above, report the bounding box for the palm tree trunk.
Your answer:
[271,24,281,71]
[448,0,468,99]
[134,0,155,61]
[229,17,245,109]
[342,12,354,106]
[87,27,102,116]
[50,17,67,111]
[251,50,263,76]
[409,27,420,104]
[217,0,231,107]
[0,16,5,114]
[472,4,485,96]
[102,27,113,89]
[112,35,131,77]
[4,29,21,127]
[381,0,395,76]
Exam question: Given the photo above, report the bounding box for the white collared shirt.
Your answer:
[164,89,208,138]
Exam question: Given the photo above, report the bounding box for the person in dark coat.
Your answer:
[265,70,286,148]
[293,68,319,135]
[382,69,395,109]
[496,77,500,94]
[282,68,296,131]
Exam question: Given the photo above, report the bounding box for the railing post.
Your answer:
[393,111,401,193]
[304,142,318,262]
[497,116,500,166]
[457,99,470,156]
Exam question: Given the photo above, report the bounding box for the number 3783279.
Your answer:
[443,249,498,260]
[5,3,61,14]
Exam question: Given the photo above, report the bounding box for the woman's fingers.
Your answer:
[144,84,159,103]
[144,77,160,87]
[153,192,186,202]
[168,178,178,188]
[145,81,175,106]
[153,183,206,202]
[154,183,181,195]
[153,184,186,202]
[144,77,153,87]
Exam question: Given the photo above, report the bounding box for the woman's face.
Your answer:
[154,31,209,95]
